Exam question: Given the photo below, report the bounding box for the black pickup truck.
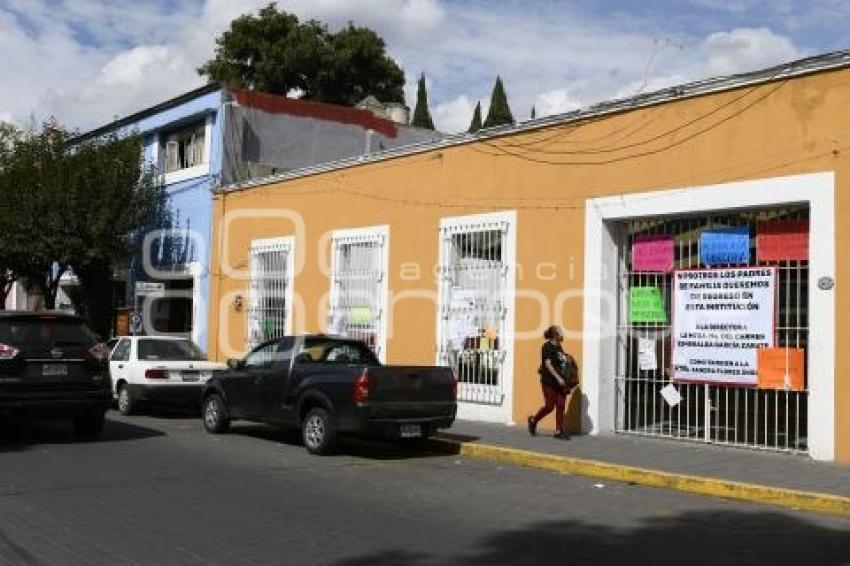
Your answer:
[201,335,457,454]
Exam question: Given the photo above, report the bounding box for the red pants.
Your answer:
[533,384,566,432]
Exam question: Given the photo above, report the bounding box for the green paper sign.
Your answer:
[630,287,667,323]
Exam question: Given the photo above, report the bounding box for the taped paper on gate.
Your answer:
[757,348,805,391]
[348,306,373,326]
[660,384,682,407]
[700,226,750,266]
[632,235,675,273]
[629,287,667,324]
[638,338,658,371]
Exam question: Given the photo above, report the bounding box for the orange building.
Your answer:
[207,52,849,462]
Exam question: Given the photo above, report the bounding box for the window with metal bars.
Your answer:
[438,220,508,406]
[247,239,293,350]
[328,229,387,361]
[615,206,809,453]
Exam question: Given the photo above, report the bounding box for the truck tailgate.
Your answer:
[365,366,455,418]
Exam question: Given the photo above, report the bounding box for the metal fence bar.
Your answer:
[614,206,809,454]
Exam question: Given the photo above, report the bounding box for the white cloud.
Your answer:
[432,95,475,133]
[0,1,817,135]
[534,89,581,118]
[702,27,804,75]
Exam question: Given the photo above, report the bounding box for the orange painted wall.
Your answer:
[208,68,850,461]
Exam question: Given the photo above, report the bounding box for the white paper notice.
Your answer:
[638,338,657,371]
[672,267,776,385]
[660,384,682,407]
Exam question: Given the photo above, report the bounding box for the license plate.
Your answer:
[42,364,68,377]
[400,424,421,438]
[181,372,200,383]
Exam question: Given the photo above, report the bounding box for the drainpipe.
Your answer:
[364,129,375,155]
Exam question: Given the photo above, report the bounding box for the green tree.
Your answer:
[0,120,158,336]
[468,101,482,133]
[198,3,405,106]
[0,121,76,310]
[64,131,159,338]
[530,105,536,119]
[483,76,514,128]
[410,73,434,130]
[0,122,23,304]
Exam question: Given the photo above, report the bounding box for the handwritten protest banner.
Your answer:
[672,267,776,385]
[700,226,750,266]
[757,347,805,391]
[632,234,675,272]
[757,219,809,262]
[629,287,667,324]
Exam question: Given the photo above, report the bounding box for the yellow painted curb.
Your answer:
[431,439,850,518]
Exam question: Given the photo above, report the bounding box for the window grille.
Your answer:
[614,206,809,454]
[328,229,387,361]
[247,239,293,350]
[438,219,509,406]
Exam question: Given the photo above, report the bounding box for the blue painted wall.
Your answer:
[117,88,224,350]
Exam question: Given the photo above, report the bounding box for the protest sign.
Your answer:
[672,267,776,385]
[700,226,750,266]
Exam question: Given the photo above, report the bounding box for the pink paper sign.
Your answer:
[632,235,675,272]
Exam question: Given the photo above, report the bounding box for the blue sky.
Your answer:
[1,0,849,133]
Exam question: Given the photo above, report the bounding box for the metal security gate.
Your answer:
[438,214,513,409]
[328,227,388,361]
[614,206,809,453]
[247,237,294,349]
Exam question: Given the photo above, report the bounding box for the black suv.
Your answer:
[0,311,112,438]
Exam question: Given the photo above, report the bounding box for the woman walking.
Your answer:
[528,325,575,439]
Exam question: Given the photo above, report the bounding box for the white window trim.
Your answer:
[435,210,517,425]
[248,236,296,341]
[328,225,390,363]
[582,172,835,461]
[153,114,213,186]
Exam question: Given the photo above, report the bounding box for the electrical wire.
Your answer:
[483,78,784,158]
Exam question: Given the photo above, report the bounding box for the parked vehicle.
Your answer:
[109,336,226,415]
[201,335,457,455]
[0,311,112,438]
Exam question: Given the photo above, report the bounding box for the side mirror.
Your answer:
[227,358,244,370]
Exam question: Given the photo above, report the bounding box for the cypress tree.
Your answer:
[411,73,435,130]
[468,101,482,133]
[530,105,536,119]
[483,76,514,128]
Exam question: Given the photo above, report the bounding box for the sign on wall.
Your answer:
[700,226,750,266]
[632,234,675,272]
[672,267,776,385]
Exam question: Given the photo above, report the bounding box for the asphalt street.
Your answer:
[1,411,849,566]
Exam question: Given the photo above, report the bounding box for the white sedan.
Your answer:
[108,336,226,415]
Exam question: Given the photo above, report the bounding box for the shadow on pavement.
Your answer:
[230,423,466,461]
[333,510,850,566]
[0,416,164,451]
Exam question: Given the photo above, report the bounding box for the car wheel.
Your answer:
[302,407,338,456]
[117,384,135,416]
[203,394,230,434]
[73,413,105,439]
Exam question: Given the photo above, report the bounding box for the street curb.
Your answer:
[430,438,850,518]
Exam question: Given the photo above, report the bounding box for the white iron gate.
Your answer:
[247,237,294,349]
[614,206,809,453]
[328,227,388,361]
[438,213,514,411]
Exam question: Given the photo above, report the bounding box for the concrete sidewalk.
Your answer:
[432,420,850,516]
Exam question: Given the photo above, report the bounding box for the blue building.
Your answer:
[71,84,439,349]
